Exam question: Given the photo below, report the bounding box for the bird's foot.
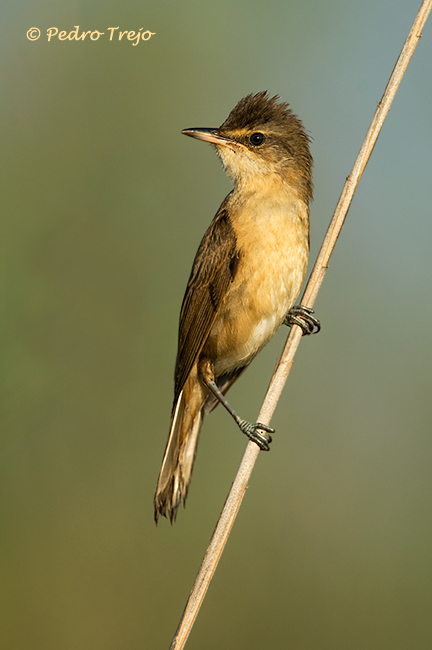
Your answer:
[238,420,274,451]
[284,305,321,335]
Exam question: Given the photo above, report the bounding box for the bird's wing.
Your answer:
[173,203,239,404]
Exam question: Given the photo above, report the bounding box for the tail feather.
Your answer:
[154,374,206,523]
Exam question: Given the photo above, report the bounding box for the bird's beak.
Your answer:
[181,128,242,151]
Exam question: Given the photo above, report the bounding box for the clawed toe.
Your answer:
[256,422,274,436]
[284,305,321,335]
[238,420,274,451]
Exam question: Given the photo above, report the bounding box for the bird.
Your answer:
[154,91,319,523]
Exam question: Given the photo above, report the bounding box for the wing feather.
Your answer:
[174,200,239,403]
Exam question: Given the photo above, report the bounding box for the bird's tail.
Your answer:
[154,370,206,523]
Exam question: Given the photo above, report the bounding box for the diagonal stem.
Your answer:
[168,2,432,648]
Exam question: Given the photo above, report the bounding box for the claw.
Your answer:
[238,420,274,451]
[284,305,321,335]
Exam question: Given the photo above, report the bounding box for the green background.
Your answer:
[2,1,432,648]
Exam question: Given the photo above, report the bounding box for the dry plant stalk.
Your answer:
[169,2,432,648]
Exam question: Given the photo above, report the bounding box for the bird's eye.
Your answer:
[249,132,265,146]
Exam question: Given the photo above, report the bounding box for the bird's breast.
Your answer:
[206,195,310,376]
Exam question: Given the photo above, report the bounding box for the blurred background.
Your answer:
[2,1,432,648]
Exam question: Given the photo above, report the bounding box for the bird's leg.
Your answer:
[284,305,321,335]
[199,360,273,451]
[205,379,273,451]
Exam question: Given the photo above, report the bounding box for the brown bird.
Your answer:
[154,91,319,523]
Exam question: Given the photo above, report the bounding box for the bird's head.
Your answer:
[182,91,313,204]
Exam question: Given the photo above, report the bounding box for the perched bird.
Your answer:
[154,91,319,523]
